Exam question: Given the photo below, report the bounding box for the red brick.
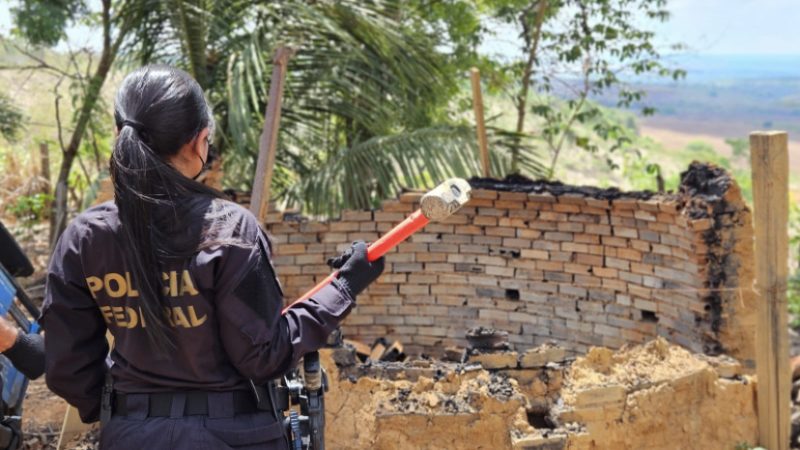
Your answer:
[474,216,498,226]
[486,227,516,237]
[399,192,423,203]
[277,244,306,255]
[381,200,414,212]
[574,233,601,244]
[527,193,556,203]
[494,200,525,209]
[553,203,581,213]
[471,189,498,200]
[558,194,586,205]
[341,210,372,221]
[593,267,618,278]
[468,198,495,207]
[611,198,638,209]
[585,198,611,209]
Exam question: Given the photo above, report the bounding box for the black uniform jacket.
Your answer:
[42,200,354,423]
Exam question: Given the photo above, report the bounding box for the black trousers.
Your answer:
[100,393,288,450]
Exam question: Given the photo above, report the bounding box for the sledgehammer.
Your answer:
[282,178,472,313]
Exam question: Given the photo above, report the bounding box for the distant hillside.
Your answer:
[610,54,800,136]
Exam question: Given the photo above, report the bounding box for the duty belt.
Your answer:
[112,390,264,418]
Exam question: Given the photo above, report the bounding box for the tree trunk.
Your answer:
[38,142,52,219]
[49,0,122,247]
[512,0,548,172]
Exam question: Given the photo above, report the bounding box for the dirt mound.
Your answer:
[564,337,708,397]
[555,338,757,449]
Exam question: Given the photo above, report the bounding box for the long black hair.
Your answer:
[110,65,224,352]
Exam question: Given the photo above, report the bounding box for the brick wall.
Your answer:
[264,163,756,364]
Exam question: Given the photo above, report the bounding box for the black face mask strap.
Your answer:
[192,154,207,181]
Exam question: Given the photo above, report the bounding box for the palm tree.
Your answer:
[121,0,545,215]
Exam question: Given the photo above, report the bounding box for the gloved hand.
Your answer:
[334,241,384,298]
[327,245,354,269]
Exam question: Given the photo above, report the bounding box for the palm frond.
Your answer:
[116,0,546,215]
[283,126,479,216]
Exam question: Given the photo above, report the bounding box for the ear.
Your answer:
[193,127,210,158]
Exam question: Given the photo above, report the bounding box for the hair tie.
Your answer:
[121,119,145,133]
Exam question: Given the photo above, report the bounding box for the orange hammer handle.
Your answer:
[282,210,430,313]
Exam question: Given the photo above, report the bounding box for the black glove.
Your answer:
[327,245,354,269]
[335,241,384,298]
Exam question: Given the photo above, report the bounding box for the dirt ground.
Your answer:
[20,379,67,449]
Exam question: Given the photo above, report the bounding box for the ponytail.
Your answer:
[111,125,174,350]
[110,65,224,353]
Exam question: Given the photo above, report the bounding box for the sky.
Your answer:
[478,0,800,58]
[1,0,799,56]
[653,0,800,55]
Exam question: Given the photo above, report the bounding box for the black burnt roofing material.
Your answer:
[678,162,732,200]
[468,174,656,200]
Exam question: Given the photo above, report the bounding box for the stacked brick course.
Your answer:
[264,163,756,364]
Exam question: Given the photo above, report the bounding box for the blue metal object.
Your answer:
[0,264,40,415]
[289,411,302,450]
[0,272,14,316]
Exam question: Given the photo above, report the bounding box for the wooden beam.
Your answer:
[250,46,294,223]
[57,402,89,450]
[58,331,115,448]
[470,67,490,178]
[750,130,790,450]
[39,142,51,192]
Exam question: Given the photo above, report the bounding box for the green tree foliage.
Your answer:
[0,92,24,141]
[725,137,748,159]
[122,0,533,214]
[9,0,136,244]
[6,0,683,218]
[10,0,86,46]
[493,0,685,178]
[424,0,684,179]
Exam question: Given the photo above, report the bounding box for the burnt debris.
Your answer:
[468,174,656,200]
[466,327,510,351]
[678,162,746,356]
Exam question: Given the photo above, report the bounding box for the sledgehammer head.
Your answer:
[420,178,472,222]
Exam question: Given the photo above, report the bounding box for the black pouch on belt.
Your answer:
[100,371,114,427]
[249,380,288,412]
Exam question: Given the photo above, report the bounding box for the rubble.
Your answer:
[342,338,407,364]
[466,327,510,351]
[323,337,758,449]
[520,343,568,368]
[553,338,757,449]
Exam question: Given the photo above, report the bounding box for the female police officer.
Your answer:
[42,65,384,449]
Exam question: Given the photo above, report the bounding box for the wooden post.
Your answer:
[750,130,790,450]
[56,403,89,449]
[39,142,52,218]
[250,46,294,223]
[39,142,51,191]
[470,68,490,178]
